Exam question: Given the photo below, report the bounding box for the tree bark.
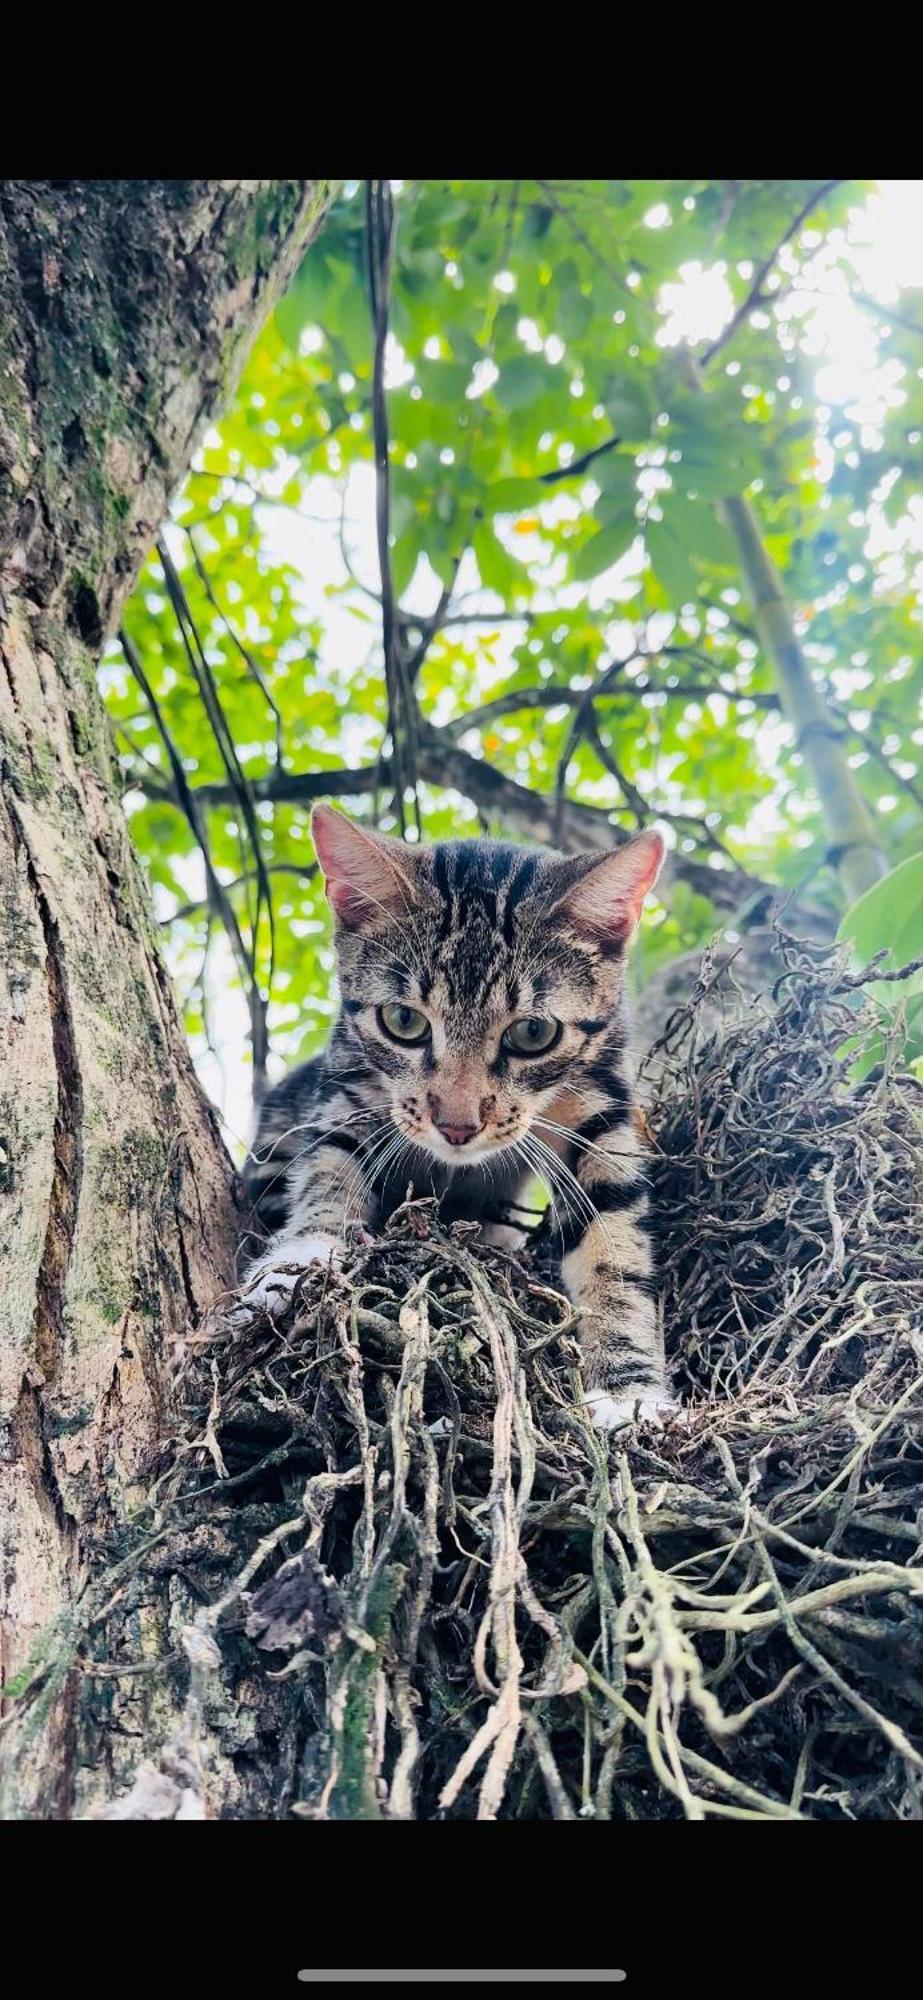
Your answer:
[0,179,334,1816]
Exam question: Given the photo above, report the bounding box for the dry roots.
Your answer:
[11,930,923,1820]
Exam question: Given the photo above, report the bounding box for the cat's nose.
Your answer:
[428,1094,482,1146]
[434,1119,480,1147]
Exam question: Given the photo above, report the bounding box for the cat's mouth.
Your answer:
[392,1100,534,1168]
[424,1131,496,1165]
[404,1121,528,1169]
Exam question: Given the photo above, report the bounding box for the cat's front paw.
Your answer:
[586,1388,679,1434]
[238,1232,345,1318]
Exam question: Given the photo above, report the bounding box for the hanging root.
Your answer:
[7,928,923,1820]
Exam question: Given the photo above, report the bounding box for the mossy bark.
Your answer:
[0,179,334,1817]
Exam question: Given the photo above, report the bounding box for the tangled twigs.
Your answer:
[435,1254,585,1819]
[4,931,921,1820]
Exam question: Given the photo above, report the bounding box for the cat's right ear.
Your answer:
[311,804,422,930]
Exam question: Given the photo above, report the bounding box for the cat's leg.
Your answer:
[553,1114,675,1432]
[239,1121,377,1316]
[477,1162,534,1252]
[439,1159,535,1255]
[479,1220,528,1250]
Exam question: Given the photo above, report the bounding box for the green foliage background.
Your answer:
[103,180,923,1127]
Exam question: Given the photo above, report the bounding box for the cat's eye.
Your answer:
[503,1016,562,1057]
[377,1003,431,1045]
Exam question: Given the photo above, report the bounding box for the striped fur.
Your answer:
[241,807,672,1430]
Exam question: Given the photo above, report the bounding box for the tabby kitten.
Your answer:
[241,804,674,1431]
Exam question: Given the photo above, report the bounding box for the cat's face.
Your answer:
[311,806,664,1168]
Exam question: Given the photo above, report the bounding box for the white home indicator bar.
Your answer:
[297,1976,627,1985]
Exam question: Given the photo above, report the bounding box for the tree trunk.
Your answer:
[720,495,889,904]
[675,348,889,905]
[0,179,334,1817]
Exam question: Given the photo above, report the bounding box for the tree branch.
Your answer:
[120,627,270,1083]
[366,177,420,832]
[185,528,286,770]
[442,668,781,742]
[136,724,834,923]
[699,181,844,369]
[533,183,847,491]
[414,728,768,911]
[539,434,624,485]
[155,542,276,1089]
[168,861,318,925]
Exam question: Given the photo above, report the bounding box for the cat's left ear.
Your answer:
[311,803,426,930]
[547,830,665,947]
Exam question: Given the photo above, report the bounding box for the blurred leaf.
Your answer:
[573,516,637,580]
[605,380,653,440]
[418,359,472,404]
[474,521,522,595]
[647,521,698,604]
[838,855,923,976]
[495,355,556,409]
[489,477,542,512]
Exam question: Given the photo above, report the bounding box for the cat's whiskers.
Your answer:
[544,1079,620,1121]
[506,1138,565,1255]
[327,1119,401,1223]
[515,1137,574,1257]
[382,1141,418,1206]
[532,1116,652,1179]
[245,1111,385,1221]
[248,1110,367,1169]
[522,1131,616,1256]
[337,1122,406,1216]
[365,1130,418,1214]
[352,1120,426,1217]
[532,1116,621,1164]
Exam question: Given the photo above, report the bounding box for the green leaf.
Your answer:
[593,450,639,497]
[474,521,521,595]
[274,252,332,351]
[647,522,698,604]
[661,492,734,566]
[488,477,542,513]
[604,380,653,441]
[596,480,638,528]
[836,1029,888,1082]
[495,355,555,410]
[838,854,923,970]
[557,287,593,341]
[838,854,923,1002]
[390,491,417,540]
[573,515,638,581]
[391,533,421,599]
[670,419,761,497]
[445,323,482,367]
[838,855,923,1073]
[419,359,472,405]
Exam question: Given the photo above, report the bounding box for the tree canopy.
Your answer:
[105,179,923,1126]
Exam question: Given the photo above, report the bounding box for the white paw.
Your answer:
[241,1232,344,1314]
[586,1390,679,1433]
